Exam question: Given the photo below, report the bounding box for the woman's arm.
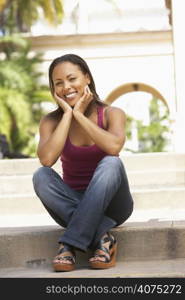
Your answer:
[73,106,126,155]
[37,111,73,167]
[37,93,73,167]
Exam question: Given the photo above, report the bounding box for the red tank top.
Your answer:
[60,105,107,190]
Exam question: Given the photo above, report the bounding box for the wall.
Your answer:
[29,30,177,150]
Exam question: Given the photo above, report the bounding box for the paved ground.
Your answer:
[0,259,185,278]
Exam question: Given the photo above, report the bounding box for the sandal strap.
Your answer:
[91,232,117,262]
[100,236,110,245]
[95,245,109,255]
[97,232,115,252]
[56,243,76,263]
[107,232,116,248]
[58,244,75,256]
[93,253,110,263]
[57,255,75,264]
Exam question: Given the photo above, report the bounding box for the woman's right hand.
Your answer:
[54,92,72,113]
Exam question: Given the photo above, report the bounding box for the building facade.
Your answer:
[28,0,185,152]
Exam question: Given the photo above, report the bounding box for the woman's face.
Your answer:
[52,62,90,107]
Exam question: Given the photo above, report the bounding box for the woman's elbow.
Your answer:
[37,152,56,167]
[40,160,53,167]
[108,146,122,156]
[108,149,120,156]
[108,139,125,156]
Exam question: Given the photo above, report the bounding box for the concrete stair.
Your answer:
[0,221,185,278]
[0,152,185,278]
[1,152,185,216]
[1,259,185,278]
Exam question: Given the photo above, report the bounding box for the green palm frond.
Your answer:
[0,35,53,155]
[32,90,53,103]
[52,0,64,23]
[0,88,32,150]
[0,61,32,92]
[0,0,64,33]
[6,90,32,129]
[0,34,28,56]
[9,0,39,31]
[0,0,6,11]
[0,90,12,142]
[39,0,64,25]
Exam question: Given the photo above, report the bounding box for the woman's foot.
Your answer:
[89,232,117,269]
[53,243,76,272]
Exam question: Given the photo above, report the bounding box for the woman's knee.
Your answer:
[115,202,134,226]
[32,166,52,191]
[106,197,134,226]
[101,155,121,166]
[97,156,124,183]
[98,156,123,172]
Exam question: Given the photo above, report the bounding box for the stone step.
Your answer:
[0,186,185,215]
[1,208,185,228]
[121,152,185,172]
[0,258,185,278]
[128,169,185,187]
[0,194,45,215]
[1,169,185,195]
[0,221,185,269]
[133,186,185,210]
[0,152,185,176]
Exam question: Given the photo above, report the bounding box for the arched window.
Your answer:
[105,82,172,153]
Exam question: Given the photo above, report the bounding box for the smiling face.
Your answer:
[52,62,90,107]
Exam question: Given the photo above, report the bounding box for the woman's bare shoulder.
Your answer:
[40,109,62,125]
[104,105,126,119]
[105,105,125,113]
[40,110,62,129]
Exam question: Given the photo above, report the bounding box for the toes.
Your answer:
[53,258,72,264]
[89,256,106,262]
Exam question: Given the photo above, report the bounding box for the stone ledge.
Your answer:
[0,258,185,278]
[0,222,185,269]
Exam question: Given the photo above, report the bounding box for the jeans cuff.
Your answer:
[58,236,87,252]
[89,216,117,250]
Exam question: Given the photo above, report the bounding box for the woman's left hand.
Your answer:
[73,85,93,115]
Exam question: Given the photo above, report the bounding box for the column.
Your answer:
[171,0,185,152]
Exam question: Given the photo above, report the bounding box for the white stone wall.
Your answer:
[29,30,178,151]
[30,31,174,108]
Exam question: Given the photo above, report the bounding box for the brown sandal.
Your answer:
[89,232,117,269]
[53,244,76,272]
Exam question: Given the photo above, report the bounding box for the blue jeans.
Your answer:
[32,156,133,252]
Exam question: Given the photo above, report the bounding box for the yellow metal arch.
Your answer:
[104,82,169,111]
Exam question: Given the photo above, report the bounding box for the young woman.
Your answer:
[32,54,133,272]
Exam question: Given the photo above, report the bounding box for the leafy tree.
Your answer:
[124,98,170,153]
[137,98,170,152]
[0,0,64,34]
[0,1,64,157]
[0,35,53,156]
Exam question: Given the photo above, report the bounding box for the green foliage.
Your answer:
[0,35,53,157]
[125,114,134,140]
[0,0,64,34]
[0,88,32,150]
[137,120,169,152]
[0,1,65,157]
[137,98,170,152]
[125,98,170,153]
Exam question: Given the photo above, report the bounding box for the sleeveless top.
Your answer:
[60,105,108,190]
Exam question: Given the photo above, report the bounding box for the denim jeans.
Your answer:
[32,156,133,252]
